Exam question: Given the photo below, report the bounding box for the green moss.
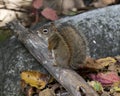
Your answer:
[0,29,13,42]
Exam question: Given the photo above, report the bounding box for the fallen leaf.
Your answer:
[111,82,120,92]
[84,57,98,69]
[101,91,110,96]
[115,56,120,63]
[27,87,34,96]
[89,72,120,86]
[41,7,58,20]
[20,70,51,89]
[39,88,55,96]
[112,92,120,96]
[32,0,43,9]
[96,57,116,68]
[62,0,85,14]
[91,0,116,7]
[88,81,103,92]
[113,86,120,92]
[85,57,116,70]
[106,56,120,72]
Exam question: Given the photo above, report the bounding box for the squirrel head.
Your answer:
[37,22,57,39]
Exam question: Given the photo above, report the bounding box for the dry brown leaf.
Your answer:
[115,56,120,63]
[27,87,34,96]
[101,91,110,96]
[91,0,116,7]
[85,57,116,70]
[112,92,120,96]
[84,57,97,69]
[39,88,55,96]
[106,56,120,72]
[115,64,120,73]
[62,0,85,15]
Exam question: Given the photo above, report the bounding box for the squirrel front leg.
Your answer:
[48,33,60,50]
[48,34,60,66]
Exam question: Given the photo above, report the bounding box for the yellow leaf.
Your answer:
[20,70,51,89]
[111,82,120,92]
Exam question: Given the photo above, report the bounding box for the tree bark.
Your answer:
[7,21,99,96]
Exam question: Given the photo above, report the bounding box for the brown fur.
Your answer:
[37,23,87,69]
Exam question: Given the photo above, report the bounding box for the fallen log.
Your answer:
[7,21,99,96]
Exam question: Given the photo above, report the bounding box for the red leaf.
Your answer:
[41,7,58,21]
[89,72,120,86]
[32,0,43,9]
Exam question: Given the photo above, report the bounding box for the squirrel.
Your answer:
[37,22,88,69]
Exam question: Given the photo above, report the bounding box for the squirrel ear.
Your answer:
[50,22,58,31]
[50,22,55,25]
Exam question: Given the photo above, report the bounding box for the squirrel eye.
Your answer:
[43,29,48,34]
